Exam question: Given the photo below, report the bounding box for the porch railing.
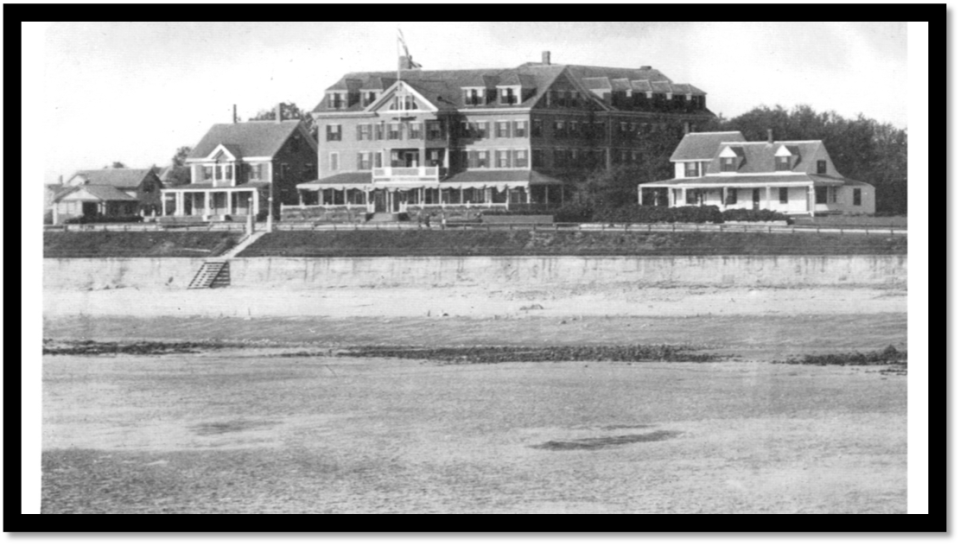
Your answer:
[372,166,441,181]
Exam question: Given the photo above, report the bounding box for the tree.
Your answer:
[172,146,192,167]
[104,161,126,169]
[249,102,318,142]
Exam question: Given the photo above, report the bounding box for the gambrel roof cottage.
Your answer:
[301,52,714,215]
[160,107,317,221]
[639,130,876,216]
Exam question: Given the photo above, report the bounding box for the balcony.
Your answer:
[372,166,441,183]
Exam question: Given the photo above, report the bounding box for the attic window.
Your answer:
[776,156,791,171]
[328,93,344,109]
[362,92,378,107]
[499,87,517,105]
[817,160,827,174]
[463,89,482,107]
[721,157,737,172]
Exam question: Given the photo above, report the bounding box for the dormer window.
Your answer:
[776,156,792,171]
[498,87,518,105]
[362,91,378,107]
[390,94,419,111]
[721,157,737,172]
[817,160,827,174]
[328,93,344,109]
[463,88,482,106]
[684,162,699,177]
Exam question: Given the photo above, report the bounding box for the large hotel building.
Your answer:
[299,51,715,214]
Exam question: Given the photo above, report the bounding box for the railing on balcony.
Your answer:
[372,166,441,182]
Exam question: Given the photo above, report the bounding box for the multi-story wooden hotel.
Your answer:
[298,52,715,215]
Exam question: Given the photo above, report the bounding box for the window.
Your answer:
[426,121,443,140]
[291,135,301,153]
[779,187,789,204]
[725,188,738,205]
[830,187,837,204]
[499,87,516,105]
[427,149,443,167]
[555,149,568,169]
[326,124,342,141]
[853,188,862,206]
[279,163,289,181]
[514,120,527,138]
[202,166,213,181]
[721,157,737,172]
[374,152,383,169]
[496,150,510,168]
[477,150,489,168]
[686,190,699,205]
[223,164,233,181]
[215,165,222,180]
[328,93,343,109]
[532,119,543,138]
[362,91,377,107]
[554,120,566,139]
[467,150,479,169]
[357,152,372,171]
[464,89,482,106]
[776,156,791,171]
[303,163,314,179]
[330,153,339,171]
[475,122,489,139]
[595,121,606,139]
[357,124,371,141]
[570,120,579,138]
[388,123,401,140]
[817,160,827,174]
[815,187,827,204]
[514,149,528,168]
[408,122,423,140]
[496,121,511,139]
[374,123,384,140]
[684,162,698,177]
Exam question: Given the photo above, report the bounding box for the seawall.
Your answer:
[43,255,907,291]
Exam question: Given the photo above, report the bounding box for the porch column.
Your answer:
[161,193,168,216]
[299,190,304,206]
[204,192,212,216]
[765,186,772,210]
[176,192,184,217]
[228,191,234,215]
[526,187,531,204]
[680,187,686,207]
[807,185,815,217]
[721,187,727,211]
[253,189,260,216]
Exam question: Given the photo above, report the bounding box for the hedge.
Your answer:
[720,209,789,222]
[595,205,724,224]
[63,215,144,225]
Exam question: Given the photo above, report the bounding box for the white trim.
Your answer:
[366,81,439,114]
[205,143,238,162]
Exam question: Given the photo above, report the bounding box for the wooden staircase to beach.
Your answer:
[188,261,230,289]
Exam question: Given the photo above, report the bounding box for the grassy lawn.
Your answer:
[238,230,907,257]
[44,232,242,258]
[794,216,908,228]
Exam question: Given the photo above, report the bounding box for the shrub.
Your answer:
[595,205,724,224]
[552,202,595,223]
[63,214,143,225]
[721,208,789,222]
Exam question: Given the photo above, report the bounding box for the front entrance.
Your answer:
[374,191,387,213]
[752,189,761,210]
[81,202,99,216]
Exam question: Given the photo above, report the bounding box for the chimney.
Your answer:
[767,128,774,144]
[683,122,691,135]
[232,104,237,124]
[542,51,551,65]
[640,65,652,70]
[275,103,283,123]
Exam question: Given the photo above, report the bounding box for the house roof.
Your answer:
[159,165,191,186]
[161,182,270,191]
[640,173,864,187]
[56,184,138,202]
[314,62,708,114]
[708,140,823,174]
[670,132,747,162]
[187,120,305,160]
[68,168,154,189]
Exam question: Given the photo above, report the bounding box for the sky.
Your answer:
[41,21,908,185]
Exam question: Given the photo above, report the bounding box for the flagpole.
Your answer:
[396,29,401,84]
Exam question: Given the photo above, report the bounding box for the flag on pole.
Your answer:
[397,28,422,69]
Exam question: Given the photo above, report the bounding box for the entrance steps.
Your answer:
[188,261,230,289]
[221,231,266,259]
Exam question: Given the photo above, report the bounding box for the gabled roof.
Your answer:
[640,173,852,187]
[706,140,823,174]
[670,132,747,162]
[68,168,154,189]
[187,120,305,160]
[56,184,138,202]
[314,61,709,114]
